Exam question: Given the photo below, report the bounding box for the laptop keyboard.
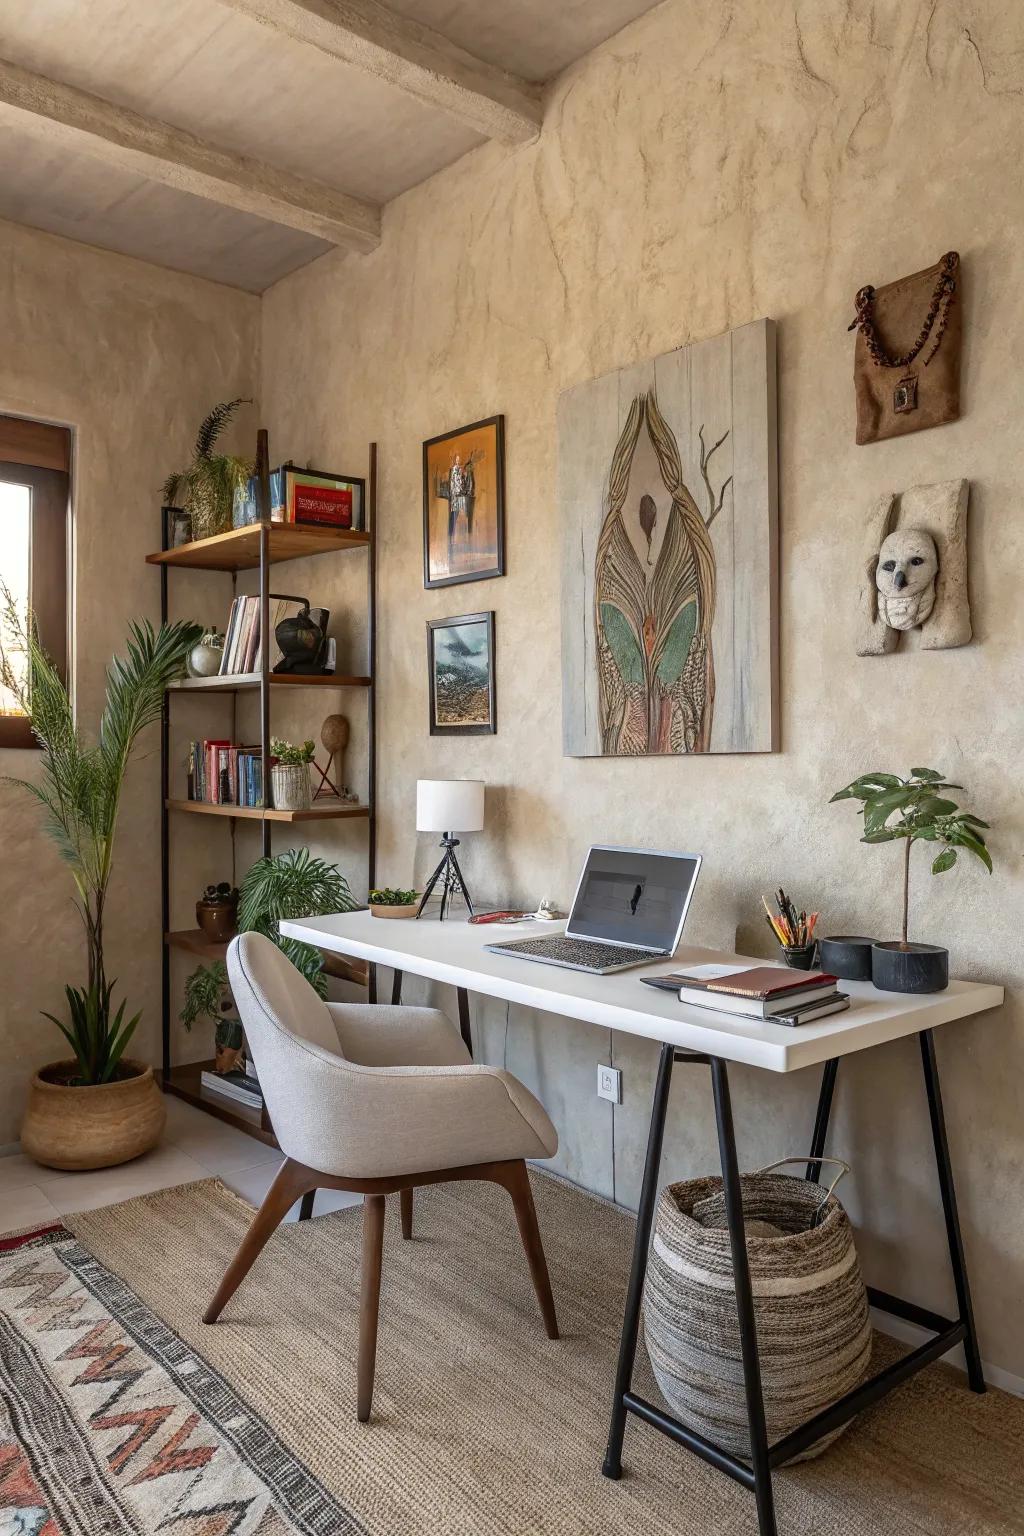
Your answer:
[489,935,655,969]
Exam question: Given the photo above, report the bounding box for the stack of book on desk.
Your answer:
[644,964,849,1027]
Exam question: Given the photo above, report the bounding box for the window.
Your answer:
[0,415,70,749]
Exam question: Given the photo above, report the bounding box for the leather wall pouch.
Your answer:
[850,251,961,445]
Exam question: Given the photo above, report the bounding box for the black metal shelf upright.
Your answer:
[152,431,378,1143]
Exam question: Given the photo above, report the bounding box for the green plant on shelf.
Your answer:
[162,398,253,541]
[270,736,315,765]
[830,766,993,947]
[182,847,358,1033]
[1,585,200,1084]
[369,888,419,906]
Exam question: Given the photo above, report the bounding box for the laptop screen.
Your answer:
[566,847,701,951]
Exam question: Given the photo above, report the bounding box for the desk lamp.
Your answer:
[416,779,484,919]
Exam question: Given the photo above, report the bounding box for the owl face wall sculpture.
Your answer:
[875,528,939,631]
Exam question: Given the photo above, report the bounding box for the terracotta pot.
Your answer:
[21,1059,166,1171]
[196,898,238,943]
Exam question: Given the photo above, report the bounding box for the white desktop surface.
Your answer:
[280,912,1004,1074]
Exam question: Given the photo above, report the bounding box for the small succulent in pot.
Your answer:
[270,736,316,764]
[369,886,420,918]
[196,881,240,942]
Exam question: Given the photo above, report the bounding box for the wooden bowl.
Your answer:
[369,902,420,919]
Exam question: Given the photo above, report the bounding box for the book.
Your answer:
[200,1069,262,1110]
[703,965,838,999]
[772,995,851,1028]
[646,963,837,1018]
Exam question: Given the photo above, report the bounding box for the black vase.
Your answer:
[819,935,875,982]
[871,941,948,994]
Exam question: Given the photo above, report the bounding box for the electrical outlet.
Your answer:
[597,1064,622,1104]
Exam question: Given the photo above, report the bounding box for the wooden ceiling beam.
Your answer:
[220,0,543,145]
[0,57,380,252]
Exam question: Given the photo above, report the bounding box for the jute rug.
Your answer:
[2,1171,1023,1535]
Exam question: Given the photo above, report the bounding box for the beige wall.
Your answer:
[0,219,260,1144]
[260,0,1024,1375]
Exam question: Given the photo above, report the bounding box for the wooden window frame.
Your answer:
[0,459,70,750]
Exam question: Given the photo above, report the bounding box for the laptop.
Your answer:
[484,846,702,975]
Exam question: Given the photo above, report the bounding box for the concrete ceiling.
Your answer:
[0,0,661,292]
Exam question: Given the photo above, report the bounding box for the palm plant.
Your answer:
[162,398,254,541]
[181,847,357,1027]
[1,586,200,1083]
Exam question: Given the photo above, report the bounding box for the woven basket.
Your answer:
[643,1159,871,1461]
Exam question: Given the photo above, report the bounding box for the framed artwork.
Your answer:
[427,611,496,735]
[422,415,505,588]
[559,318,778,756]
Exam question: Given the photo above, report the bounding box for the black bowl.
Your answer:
[819,935,875,982]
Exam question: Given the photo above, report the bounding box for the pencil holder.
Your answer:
[782,943,817,970]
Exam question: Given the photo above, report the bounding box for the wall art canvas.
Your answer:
[423,416,505,588]
[559,319,778,756]
[427,611,496,735]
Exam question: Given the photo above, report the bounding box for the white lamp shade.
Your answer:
[416,778,484,833]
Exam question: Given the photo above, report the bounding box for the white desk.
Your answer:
[281,910,1002,1073]
[281,909,1004,1536]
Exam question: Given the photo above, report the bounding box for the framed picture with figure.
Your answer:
[422,416,505,588]
[427,611,496,736]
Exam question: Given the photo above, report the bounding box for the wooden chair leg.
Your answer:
[498,1160,559,1340]
[358,1195,386,1421]
[204,1158,312,1324]
[400,1187,413,1239]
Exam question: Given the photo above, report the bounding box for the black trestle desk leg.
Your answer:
[602,1041,675,1480]
[297,1191,315,1221]
[391,969,403,1006]
[711,1057,777,1536]
[457,987,473,1056]
[806,1057,839,1182]
[919,1028,985,1392]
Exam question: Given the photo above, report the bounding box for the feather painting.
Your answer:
[560,320,778,757]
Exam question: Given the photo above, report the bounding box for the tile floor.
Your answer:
[0,1092,361,1233]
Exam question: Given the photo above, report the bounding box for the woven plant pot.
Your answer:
[643,1165,871,1462]
[271,762,312,812]
[21,1059,166,1171]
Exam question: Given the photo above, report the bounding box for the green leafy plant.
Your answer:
[161,398,253,541]
[1,589,200,1083]
[182,847,357,1025]
[369,887,418,905]
[271,736,315,765]
[831,767,992,946]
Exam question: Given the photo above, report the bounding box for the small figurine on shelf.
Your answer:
[313,713,359,803]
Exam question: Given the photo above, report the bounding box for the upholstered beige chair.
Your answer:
[205,932,560,1419]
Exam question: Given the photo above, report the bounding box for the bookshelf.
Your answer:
[156,431,378,1144]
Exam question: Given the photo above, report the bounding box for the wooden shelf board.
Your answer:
[166,799,369,822]
[168,672,371,692]
[165,929,369,986]
[147,523,370,572]
[162,1060,278,1147]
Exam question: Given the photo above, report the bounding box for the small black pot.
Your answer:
[782,944,817,970]
[819,935,875,982]
[871,941,948,994]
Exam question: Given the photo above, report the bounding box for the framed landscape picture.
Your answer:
[422,416,505,588]
[427,611,496,736]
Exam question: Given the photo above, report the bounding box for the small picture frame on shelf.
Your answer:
[269,464,365,530]
[422,416,505,588]
[163,506,192,548]
[427,611,496,736]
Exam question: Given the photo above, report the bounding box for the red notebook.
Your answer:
[704,967,837,999]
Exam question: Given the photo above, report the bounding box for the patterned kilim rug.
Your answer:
[2,1171,1023,1535]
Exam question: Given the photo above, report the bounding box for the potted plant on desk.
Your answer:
[1,591,200,1169]
[831,766,993,992]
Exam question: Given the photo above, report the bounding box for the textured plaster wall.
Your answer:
[0,219,259,1144]
[260,0,1024,1374]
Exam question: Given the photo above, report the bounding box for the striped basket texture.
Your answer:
[643,1173,872,1462]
